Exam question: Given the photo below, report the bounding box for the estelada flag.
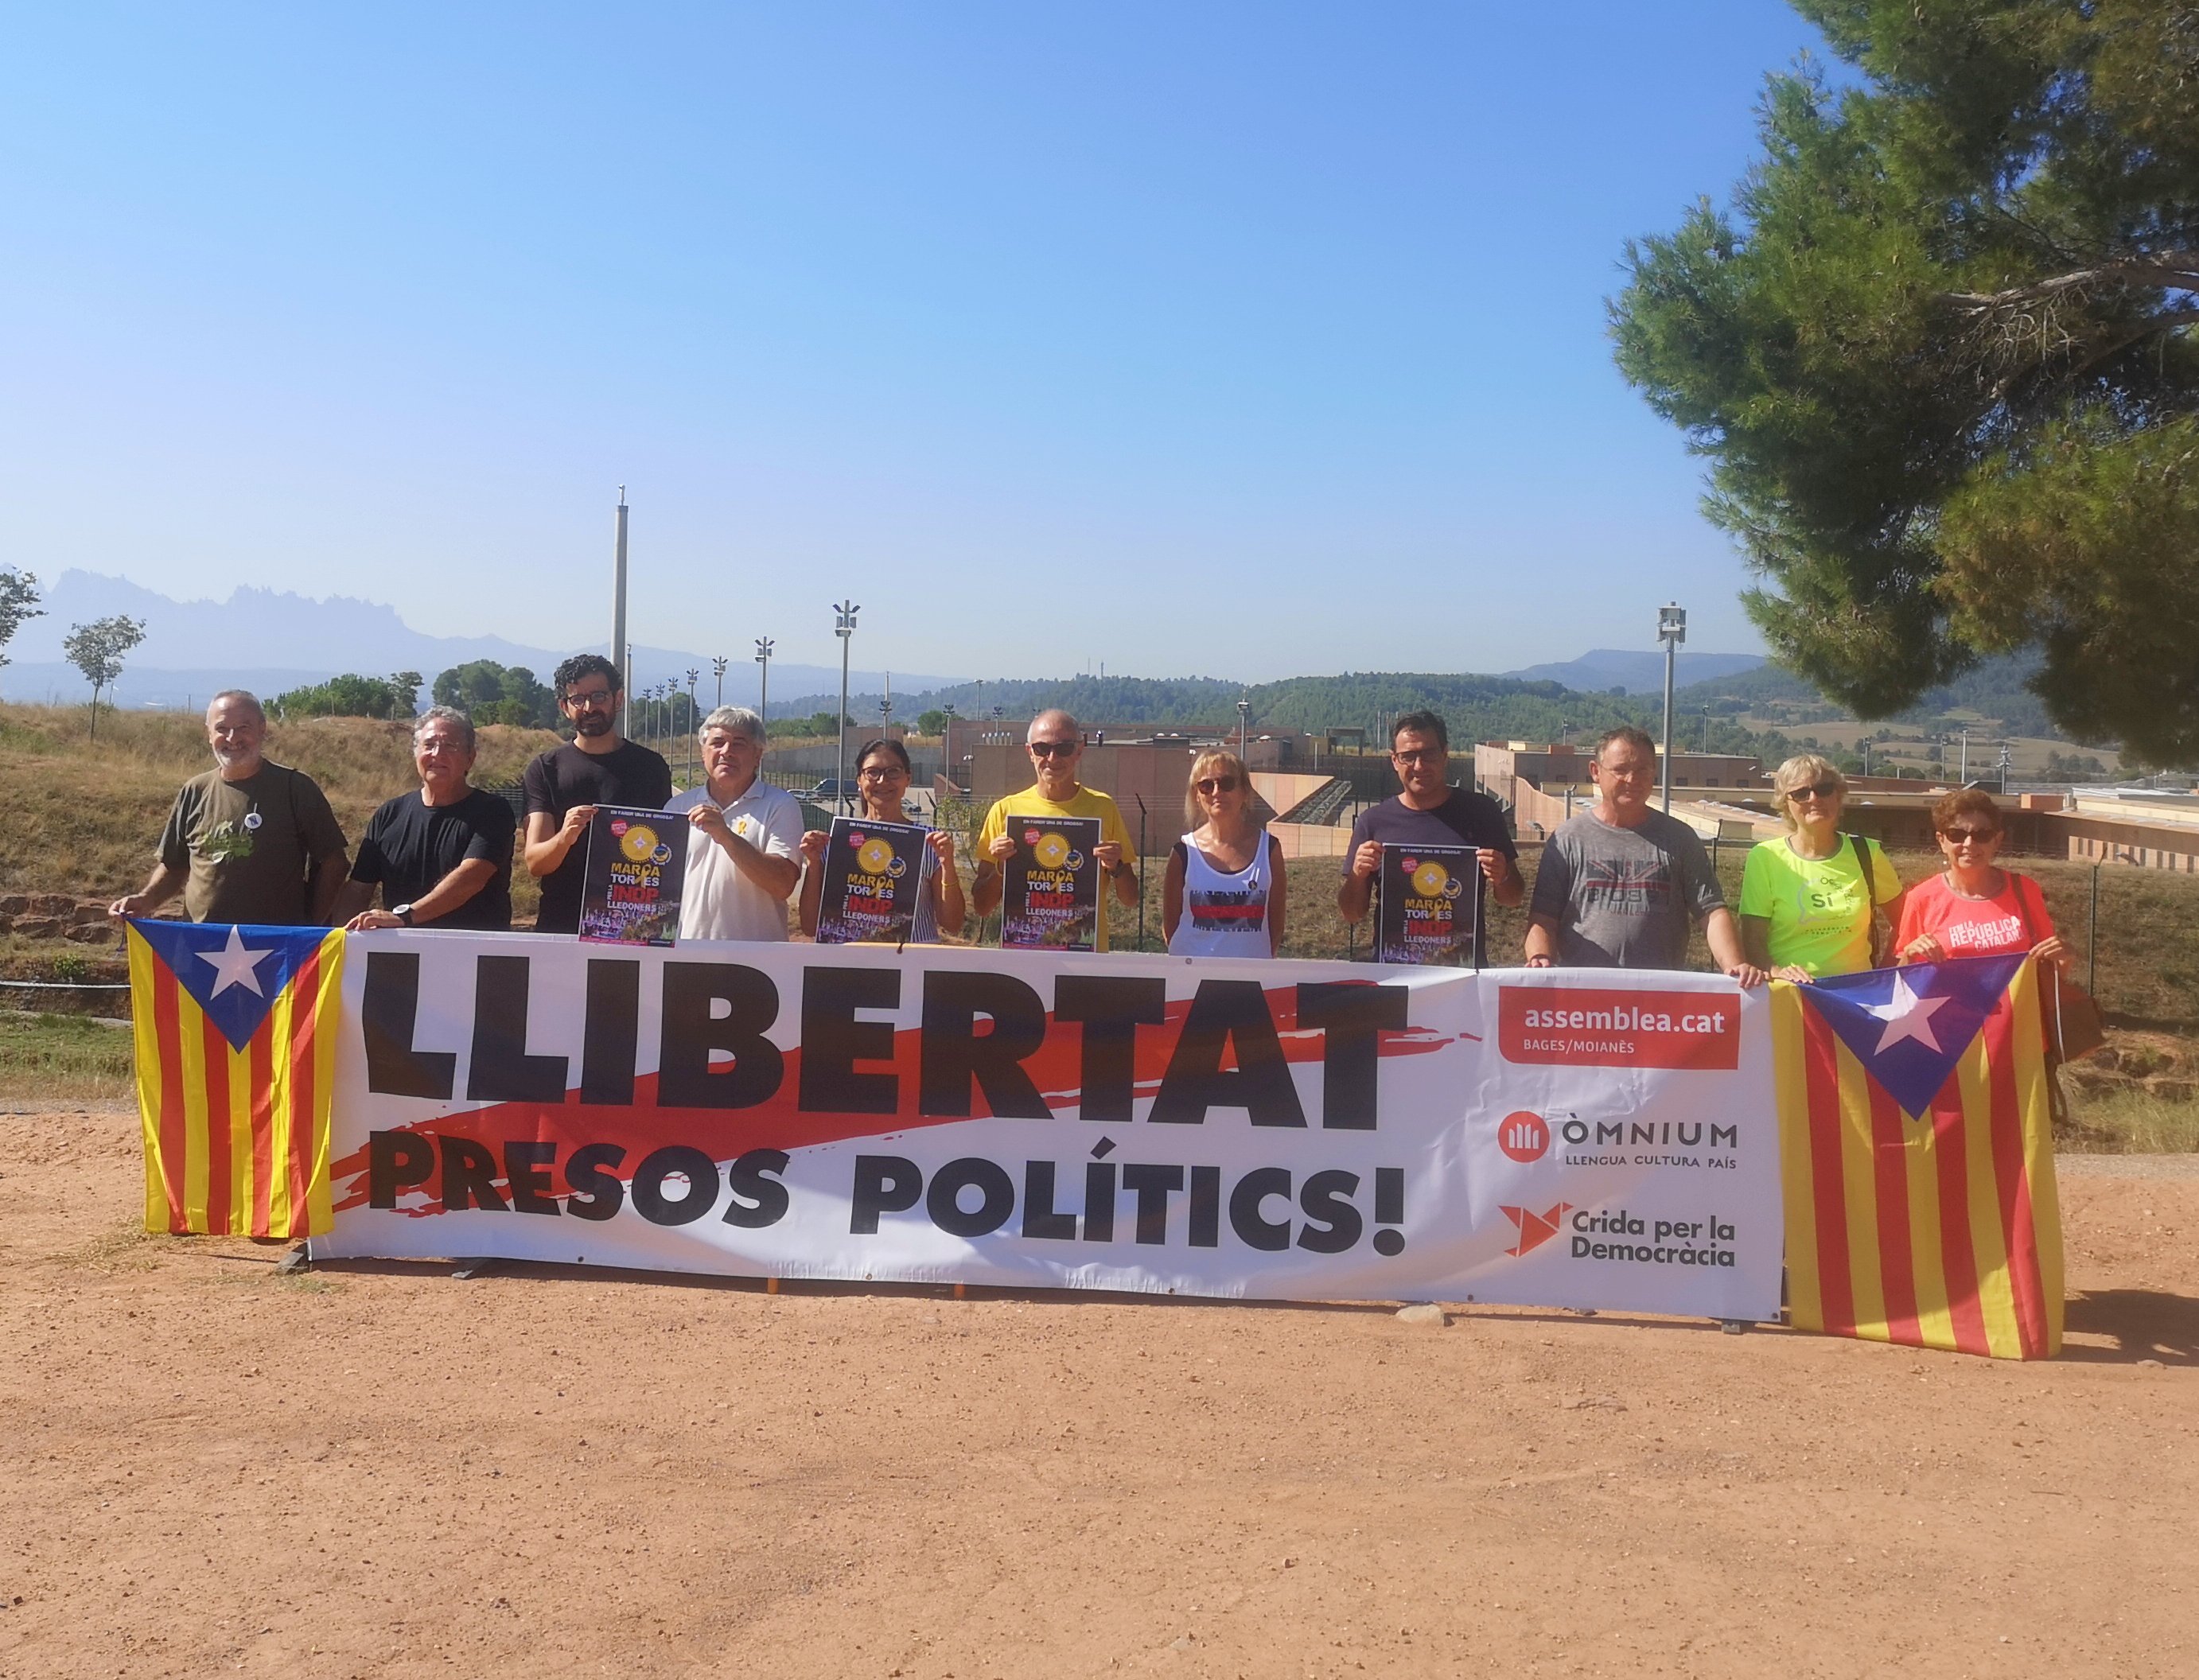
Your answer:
[126,920,344,1239]
[1772,955,2062,1359]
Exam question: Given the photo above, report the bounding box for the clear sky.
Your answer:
[3,3,1826,682]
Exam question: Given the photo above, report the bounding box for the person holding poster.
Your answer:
[1524,725,1762,983]
[971,710,1138,952]
[798,738,965,943]
[1338,710,1520,966]
[670,706,804,941]
[1163,749,1286,956]
[520,655,672,935]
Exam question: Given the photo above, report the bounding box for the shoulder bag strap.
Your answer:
[1848,834,1888,965]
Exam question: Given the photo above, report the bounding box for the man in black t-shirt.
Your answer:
[1338,709,1522,966]
[336,707,516,931]
[520,654,674,934]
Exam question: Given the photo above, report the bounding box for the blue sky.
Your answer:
[2,3,1826,681]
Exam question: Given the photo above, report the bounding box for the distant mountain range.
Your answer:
[0,571,1780,716]
[1500,649,1768,694]
[0,571,963,713]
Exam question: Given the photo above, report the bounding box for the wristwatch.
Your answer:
[393,903,417,927]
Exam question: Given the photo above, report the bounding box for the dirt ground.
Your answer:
[2,1105,2193,1680]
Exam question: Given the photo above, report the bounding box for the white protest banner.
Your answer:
[318,933,1780,1320]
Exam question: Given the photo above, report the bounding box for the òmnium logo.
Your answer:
[1496,1110,1550,1163]
[1500,1203,1570,1257]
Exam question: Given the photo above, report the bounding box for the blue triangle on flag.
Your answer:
[130,920,331,1052]
[1800,954,2026,1118]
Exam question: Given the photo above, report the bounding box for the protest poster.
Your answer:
[1373,842,1480,966]
[815,815,930,945]
[578,805,688,945]
[1000,815,1101,951]
[320,939,1783,1323]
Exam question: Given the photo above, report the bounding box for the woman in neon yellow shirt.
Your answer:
[1738,754,1905,982]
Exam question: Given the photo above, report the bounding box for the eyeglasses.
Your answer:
[1788,781,1840,802]
[1939,826,1999,843]
[1196,776,1241,795]
[1027,741,1078,758]
[858,765,906,781]
[562,688,616,710]
[1392,749,1444,765]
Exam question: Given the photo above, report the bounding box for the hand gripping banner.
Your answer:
[313,934,1784,1323]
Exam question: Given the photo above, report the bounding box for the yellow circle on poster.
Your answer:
[1411,860,1450,897]
[856,836,896,875]
[620,824,660,862]
[1033,831,1072,870]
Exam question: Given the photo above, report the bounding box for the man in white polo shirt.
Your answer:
[669,706,804,940]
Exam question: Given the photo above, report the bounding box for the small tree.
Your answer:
[388,670,423,714]
[0,569,40,667]
[64,614,147,739]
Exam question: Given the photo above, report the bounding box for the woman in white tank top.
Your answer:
[1163,748,1287,957]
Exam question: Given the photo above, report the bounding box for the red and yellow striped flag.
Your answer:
[1772,955,2062,1359]
[126,920,344,1239]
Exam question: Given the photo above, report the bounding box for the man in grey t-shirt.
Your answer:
[1523,726,1764,983]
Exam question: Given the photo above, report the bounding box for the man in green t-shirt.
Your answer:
[110,690,351,927]
[971,710,1138,952]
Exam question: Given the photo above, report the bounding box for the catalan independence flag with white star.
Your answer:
[126,920,345,1239]
[1772,956,2062,1359]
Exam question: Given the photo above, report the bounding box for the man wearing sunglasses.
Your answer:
[1524,725,1763,983]
[1339,710,1522,965]
[520,653,674,934]
[971,710,1139,951]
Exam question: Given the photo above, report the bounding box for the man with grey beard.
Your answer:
[109,690,350,926]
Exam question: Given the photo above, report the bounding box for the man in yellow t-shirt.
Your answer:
[972,710,1139,951]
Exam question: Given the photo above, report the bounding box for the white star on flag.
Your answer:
[1863,970,1949,1054]
[197,925,275,998]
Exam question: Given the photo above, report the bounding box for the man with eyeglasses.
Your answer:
[670,706,804,941]
[520,654,674,934]
[971,710,1139,951]
[1339,709,1521,965]
[1523,725,1763,982]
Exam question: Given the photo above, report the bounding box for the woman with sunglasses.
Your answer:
[1738,753,1905,982]
[1895,789,2070,970]
[797,738,966,942]
[1164,749,1286,957]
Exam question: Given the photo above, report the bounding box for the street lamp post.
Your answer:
[611,488,630,740]
[1656,603,1687,813]
[710,655,728,711]
[833,602,859,815]
[753,637,774,739]
[1960,727,1970,784]
[1237,696,1249,761]
[1701,706,1712,754]
[686,669,700,784]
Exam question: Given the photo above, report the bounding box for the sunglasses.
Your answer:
[1196,775,1241,795]
[1027,741,1078,758]
[1939,825,1999,842]
[1788,781,1840,802]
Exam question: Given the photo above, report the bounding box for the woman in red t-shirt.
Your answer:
[1895,790,2072,970]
